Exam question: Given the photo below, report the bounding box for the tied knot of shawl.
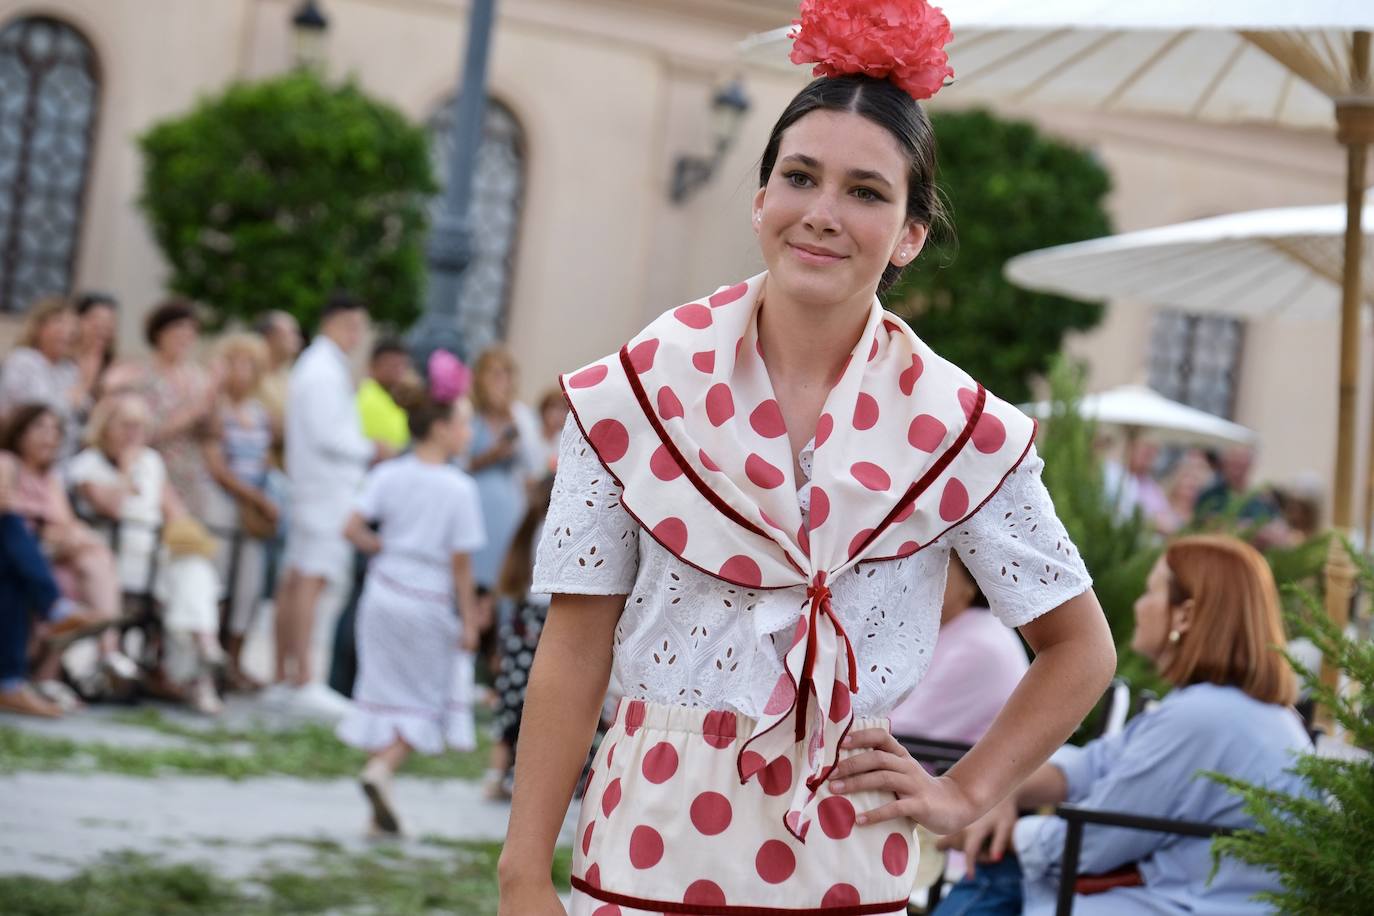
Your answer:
[797,572,859,744]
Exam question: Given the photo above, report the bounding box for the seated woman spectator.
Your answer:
[106,300,216,520]
[0,455,107,717]
[935,534,1309,916]
[69,394,224,714]
[0,404,133,693]
[0,297,90,457]
[889,555,1029,745]
[202,333,277,690]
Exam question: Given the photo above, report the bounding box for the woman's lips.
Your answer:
[788,243,846,266]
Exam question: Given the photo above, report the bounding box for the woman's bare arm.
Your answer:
[497,593,622,914]
[343,512,381,555]
[451,552,479,651]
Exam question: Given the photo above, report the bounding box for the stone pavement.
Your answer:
[0,698,580,882]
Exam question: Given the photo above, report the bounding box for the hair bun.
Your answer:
[789,0,954,102]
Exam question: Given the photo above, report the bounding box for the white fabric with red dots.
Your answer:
[568,698,915,915]
[553,272,1061,844]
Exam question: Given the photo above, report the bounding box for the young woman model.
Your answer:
[499,4,1116,913]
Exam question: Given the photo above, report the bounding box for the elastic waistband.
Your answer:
[611,697,888,741]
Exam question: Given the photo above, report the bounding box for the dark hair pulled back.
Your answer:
[759,74,950,295]
[393,379,453,442]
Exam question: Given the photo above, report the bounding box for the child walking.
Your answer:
[335,368,485,836]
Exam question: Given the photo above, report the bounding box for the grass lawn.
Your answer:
[0,840,573,915]
[0,708,489,781]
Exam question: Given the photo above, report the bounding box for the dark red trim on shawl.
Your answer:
[618,344,774,541]
[569,877,909,915]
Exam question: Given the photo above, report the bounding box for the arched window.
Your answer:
[0,17,100,313]
[427,97,525,359]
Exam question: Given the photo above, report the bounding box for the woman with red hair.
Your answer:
[938,535,1309,915]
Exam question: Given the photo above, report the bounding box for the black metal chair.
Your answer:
[1052,802,1237,916]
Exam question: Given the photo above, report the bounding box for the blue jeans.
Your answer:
[0,513,60,686]
[932,856,1025,916]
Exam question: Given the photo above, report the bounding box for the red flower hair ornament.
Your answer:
[789,0,954,102]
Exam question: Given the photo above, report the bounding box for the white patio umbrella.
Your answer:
[742,3,1374,716]
[1004,201,1374,321]
[1022,384,1258,449]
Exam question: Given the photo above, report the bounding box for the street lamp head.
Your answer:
[291,1,329,70]
[710,78,752,149]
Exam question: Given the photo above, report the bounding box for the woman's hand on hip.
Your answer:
[827,728,981,835]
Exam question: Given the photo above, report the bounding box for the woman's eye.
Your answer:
[784,171,813,188]
[853,187,882,202]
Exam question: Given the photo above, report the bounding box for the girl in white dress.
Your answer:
[335,376,485,835]
[499,3,1117,913]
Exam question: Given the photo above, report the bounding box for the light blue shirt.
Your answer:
[1017,682,1311,915]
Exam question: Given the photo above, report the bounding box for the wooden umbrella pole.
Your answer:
[1321,31,1372,732]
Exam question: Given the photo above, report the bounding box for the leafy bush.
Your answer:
[1210,546,1374,915]
[139,71,436,330]
[888,108,1113,402]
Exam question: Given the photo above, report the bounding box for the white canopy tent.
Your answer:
[1022,384,1258,449]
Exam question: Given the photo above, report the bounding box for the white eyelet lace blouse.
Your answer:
[532,416,1092,719]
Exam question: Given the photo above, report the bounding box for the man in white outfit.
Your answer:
[272,293,380,710]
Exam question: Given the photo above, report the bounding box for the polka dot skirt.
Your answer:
[566,699,916,914]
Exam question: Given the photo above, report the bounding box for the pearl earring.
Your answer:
[1168,629,1181,644]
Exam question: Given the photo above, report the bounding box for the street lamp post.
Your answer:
[410,0,499,364]
[290,0,329,70]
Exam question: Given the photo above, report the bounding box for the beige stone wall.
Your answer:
[0,0,1366,525]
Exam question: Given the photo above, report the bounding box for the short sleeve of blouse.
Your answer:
[947,446,1092,628]
[530,414,640,596]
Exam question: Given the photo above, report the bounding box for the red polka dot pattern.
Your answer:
[705,383,734,426]
[719,555,762,586]
[641,742,679,784]
[822,884,861,907]
[746,453,785,490]
[759,755,794,796]
[656,386,684,420]
[868,338,880,362]
[692,350,716,373]
[908,414,946,452]
[899,354,924,395]
[582,820,595,855]
[973,411,1007,454]
[809,486,830,528]
[698,449,721,472]
[650,444,682,481]
[739,750,766,781]
[882,831,910,876]
[763,674,796,715]
[601,778,621,817]
[853,393,880,430]
[828,682,851,722]
[689,791,733,835]
[587,419,629,463]
[849,528,875,558]
[584,863,601,888]
[940,478,969,521]
[591,904,619,916]
[818,795,856,839]
[755,839,796,884]
[684,879,728,906]
[851,461,891,491]
[814,413,835,447]
[627,338,659,374]
[629,825,664,869]
[674,303,712,329]
[568,364,608,389]
[702,710,737,749]
[651,517,688,554]
[749,399,787,438]
[709,282,748,307]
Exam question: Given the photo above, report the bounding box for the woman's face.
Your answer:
[224,353,260,397]
[103,410,148,457]
[753,109,927,312]
[541,401,567,437]
[1131,556,1191,667]
[18,412,62,469]
[79,304,116,349]
[156,318,198,362]
[480,361,514,409]
[36,311,77,360]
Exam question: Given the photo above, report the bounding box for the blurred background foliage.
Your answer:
[888,108,1113,403]
[139,71,436,331]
